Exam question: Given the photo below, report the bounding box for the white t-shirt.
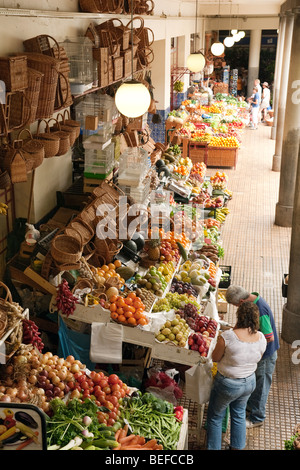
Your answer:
[261,87,270,106]
[217,329,267,379]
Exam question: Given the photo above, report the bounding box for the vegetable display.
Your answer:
[120,392,183,450]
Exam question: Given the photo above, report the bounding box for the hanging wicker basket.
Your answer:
[47,117,71,156]
[51,234,83,266]
[17,128,44,170]
[34,119,60,158]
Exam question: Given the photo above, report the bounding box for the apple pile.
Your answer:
[195,315,218,337]
[188,332,212,357]
[204,196,224,209]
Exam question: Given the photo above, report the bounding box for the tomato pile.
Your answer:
[70,371,129,426]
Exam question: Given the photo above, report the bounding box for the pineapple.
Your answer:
[148,238,161,261]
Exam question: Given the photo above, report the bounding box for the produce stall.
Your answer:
[167,93,250,169]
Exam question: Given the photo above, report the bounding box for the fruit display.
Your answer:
[157,260,176,282]
[213,206,230,223]
[208,135,240,148]
[135,265,168,297]
[152,291,202,313]
[135,287,157,312]
[155,314,190,347]
[187,316,218,357]
[108,292,149,326]
[175,302,204,329]
[170,278,199,298]
[210,171,228,190]
[176,258,210,286]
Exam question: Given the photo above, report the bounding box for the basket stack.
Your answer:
[85,16,154,87]
[79,0,155,15]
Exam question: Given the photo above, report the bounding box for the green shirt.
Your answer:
[252,292,274,340]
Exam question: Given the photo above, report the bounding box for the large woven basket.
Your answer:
[23,52,60,119]
[34,119,61,158]
[1,141,28,183]
[51,234,83,266]
[0,170,11,189]
[0,281,11,340]
[0,56,28,92]
[53,113,78,147]
[68,217,95,245]
[62,109,81,139]
[47,118,71,156]
[94,238,123,264]
[17,128,44,170]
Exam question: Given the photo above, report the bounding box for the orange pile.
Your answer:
[107,292,148,327]
[96,260,125,285]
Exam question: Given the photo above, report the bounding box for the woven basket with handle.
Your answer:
[47,117,71,156]
[51,234,83,266]
[34,119,60,158]
[17,128,44,170]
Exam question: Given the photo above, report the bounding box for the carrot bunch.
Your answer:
[114,425,163,450]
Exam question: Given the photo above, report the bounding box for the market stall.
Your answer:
[0,21,239,450]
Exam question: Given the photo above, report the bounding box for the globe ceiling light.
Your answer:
[238,30,246,39]
[115,79,151,118]
[233,32,241,42]
[211,41,225,56]
[231,29,238,35]
[224,36,235,48]
[187,51,206,73]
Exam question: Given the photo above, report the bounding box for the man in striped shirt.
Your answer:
[225,286,279,428]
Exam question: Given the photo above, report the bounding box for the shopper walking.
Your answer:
[225,285,279,429]
[260,82,271,122]
[206,302,267,450]
[247,86,260,129]
[254,78,262,104]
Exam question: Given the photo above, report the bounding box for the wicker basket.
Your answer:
[17,128,45,170]
[1,141,28,183]
[51,234,83,266]
[0,56,28,92]
[34,119,60,158]
[79,0,101,12]
[52,113,77,147]
[6,91,31,132]
[69,217,95,245]
[25,68,44,124]
[47,118,70,156]
[62,109,81,139]
[113,56,124,81]
[94,238,123,264]
[0,281,11,340]
[23,53,60,119]
[0,170,11,189]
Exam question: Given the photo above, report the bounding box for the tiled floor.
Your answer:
[179,123,300,450]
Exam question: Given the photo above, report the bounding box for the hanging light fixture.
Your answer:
[186,0,206,73]
[231,29,238,35]
[224,36,235,47]
[211,0,225,56]
[115,0,151,118]
[224,1,235,48]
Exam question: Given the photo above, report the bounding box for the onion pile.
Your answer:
[0,350,85,413]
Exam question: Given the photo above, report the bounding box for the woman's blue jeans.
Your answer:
[206,371,256,450]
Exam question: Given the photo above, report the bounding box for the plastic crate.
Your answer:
[119,175,151,204]
[118,147,150,187]
[219,265,231,289]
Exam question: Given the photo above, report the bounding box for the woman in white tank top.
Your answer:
[206,302,267,450]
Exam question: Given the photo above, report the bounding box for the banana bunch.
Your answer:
[215,207,230,223]
[0,202,8,216]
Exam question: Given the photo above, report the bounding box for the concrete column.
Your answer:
[151,38,171,111]
[272,14,294,171]
[177,34,191,92]
[271,15,286,140]
[281,143,300,343]
[247,29,262,97]
[275,12,300,228]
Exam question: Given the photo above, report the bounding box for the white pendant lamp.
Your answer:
[224,36,235,48]
[231,29,238,35]
[211,0,225,56]
[115,80,151,118]
[238,30,246,39]
[211,41,225,56]
[187,52,206,73]
[233,32,241,42]
[187,0,206,73]
[115,0,151,118]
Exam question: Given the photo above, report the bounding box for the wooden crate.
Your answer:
[188,142,238,169]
